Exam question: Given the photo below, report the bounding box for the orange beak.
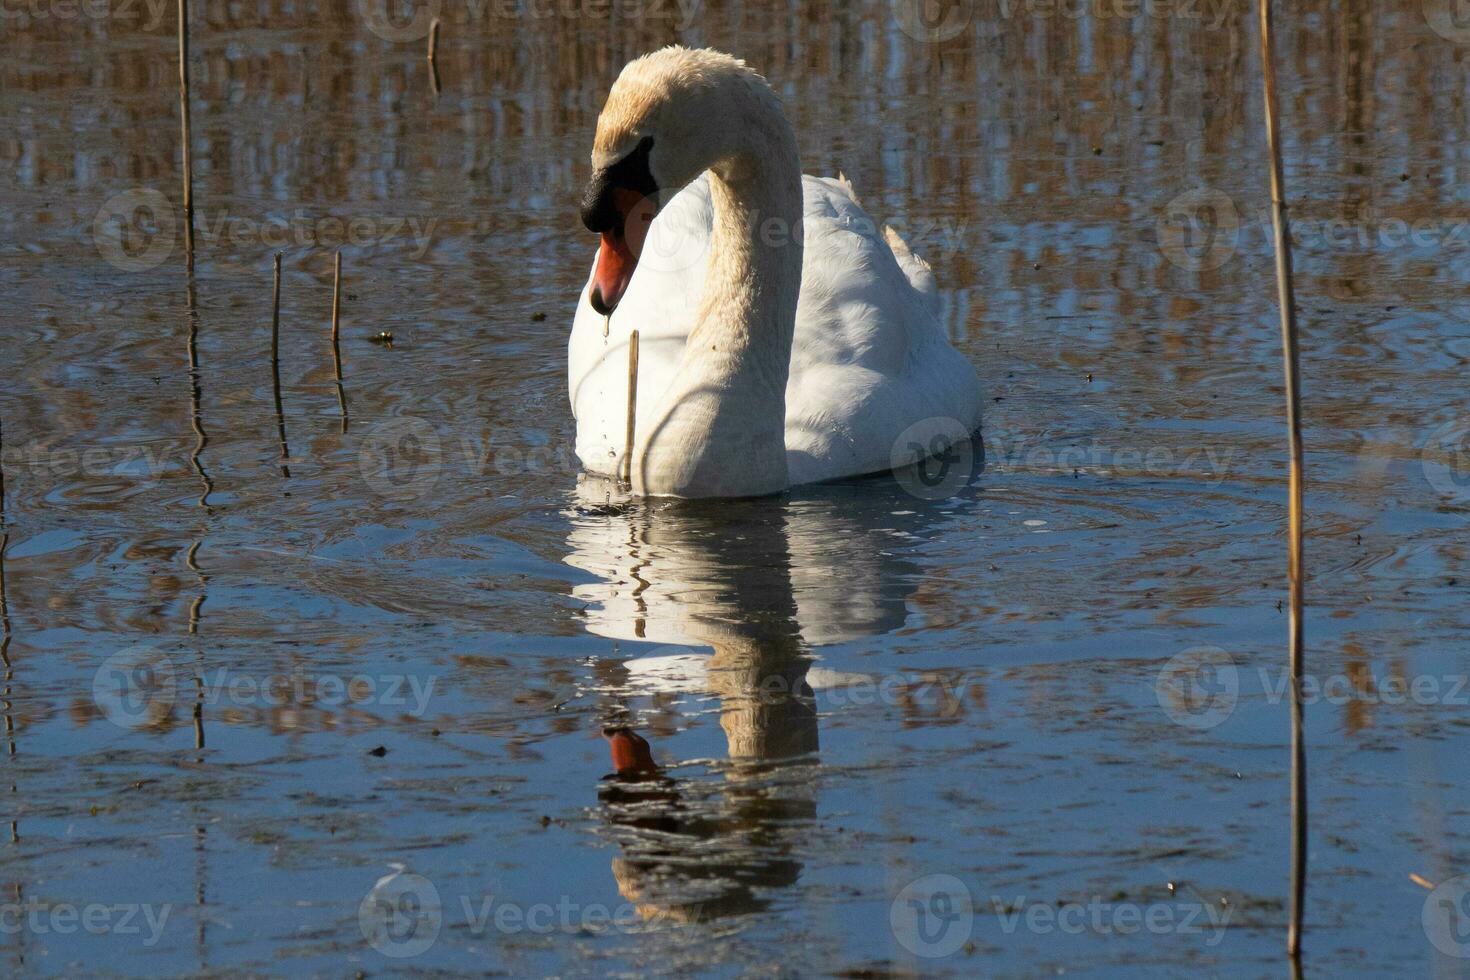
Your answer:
[588,188,656,316]
[590,232,636,316]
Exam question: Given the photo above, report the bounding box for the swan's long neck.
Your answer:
[694,144,803,386]
[637,95,803,497]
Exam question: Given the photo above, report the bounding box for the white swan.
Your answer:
[569,46,981,498]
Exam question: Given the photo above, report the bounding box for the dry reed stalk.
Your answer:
[622,330,640,485]
[270,254,291,478]
[331,251,349,430]
[1257,0,1308,958]
[178,0,195,268]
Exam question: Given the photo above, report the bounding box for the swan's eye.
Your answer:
[580,136,658,235]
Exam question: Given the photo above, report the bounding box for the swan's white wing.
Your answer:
[784,176,982,483]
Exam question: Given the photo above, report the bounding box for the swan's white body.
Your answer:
[570,174,980,487]
[569,47,980,496]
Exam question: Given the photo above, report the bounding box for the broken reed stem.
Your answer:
[622,330,640,485]
[330,251,343,346]
[270,254,291,478]
[1257,0,1308,959]
[427,18,442,95]
[0,413,6,528]
[178,0,195,269]
[331,251,348,431]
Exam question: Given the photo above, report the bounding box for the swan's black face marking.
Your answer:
[580,136,658,234]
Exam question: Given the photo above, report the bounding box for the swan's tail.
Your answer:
[831,171,940,316]
[883,225,940,316]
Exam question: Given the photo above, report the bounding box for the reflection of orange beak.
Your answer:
[603,727,659,775]
[588,189,656,316]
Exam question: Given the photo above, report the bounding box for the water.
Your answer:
[2,1,1468,974]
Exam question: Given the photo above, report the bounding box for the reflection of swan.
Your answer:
[568,473,980,925]
[570,47,981,497]
[565,480,935,649]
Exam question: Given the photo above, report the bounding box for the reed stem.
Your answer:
[622,330,640,486]
[428,18,442,95]
[178,0,195,269]
[331,251,349,431]
[270,254,291,478]
[1257,0,1308,958]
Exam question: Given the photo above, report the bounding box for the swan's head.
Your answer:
[580,46,779,315]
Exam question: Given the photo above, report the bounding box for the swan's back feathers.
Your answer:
[812,174,940,316]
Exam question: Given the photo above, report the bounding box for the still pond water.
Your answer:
[3,0,1469,975]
